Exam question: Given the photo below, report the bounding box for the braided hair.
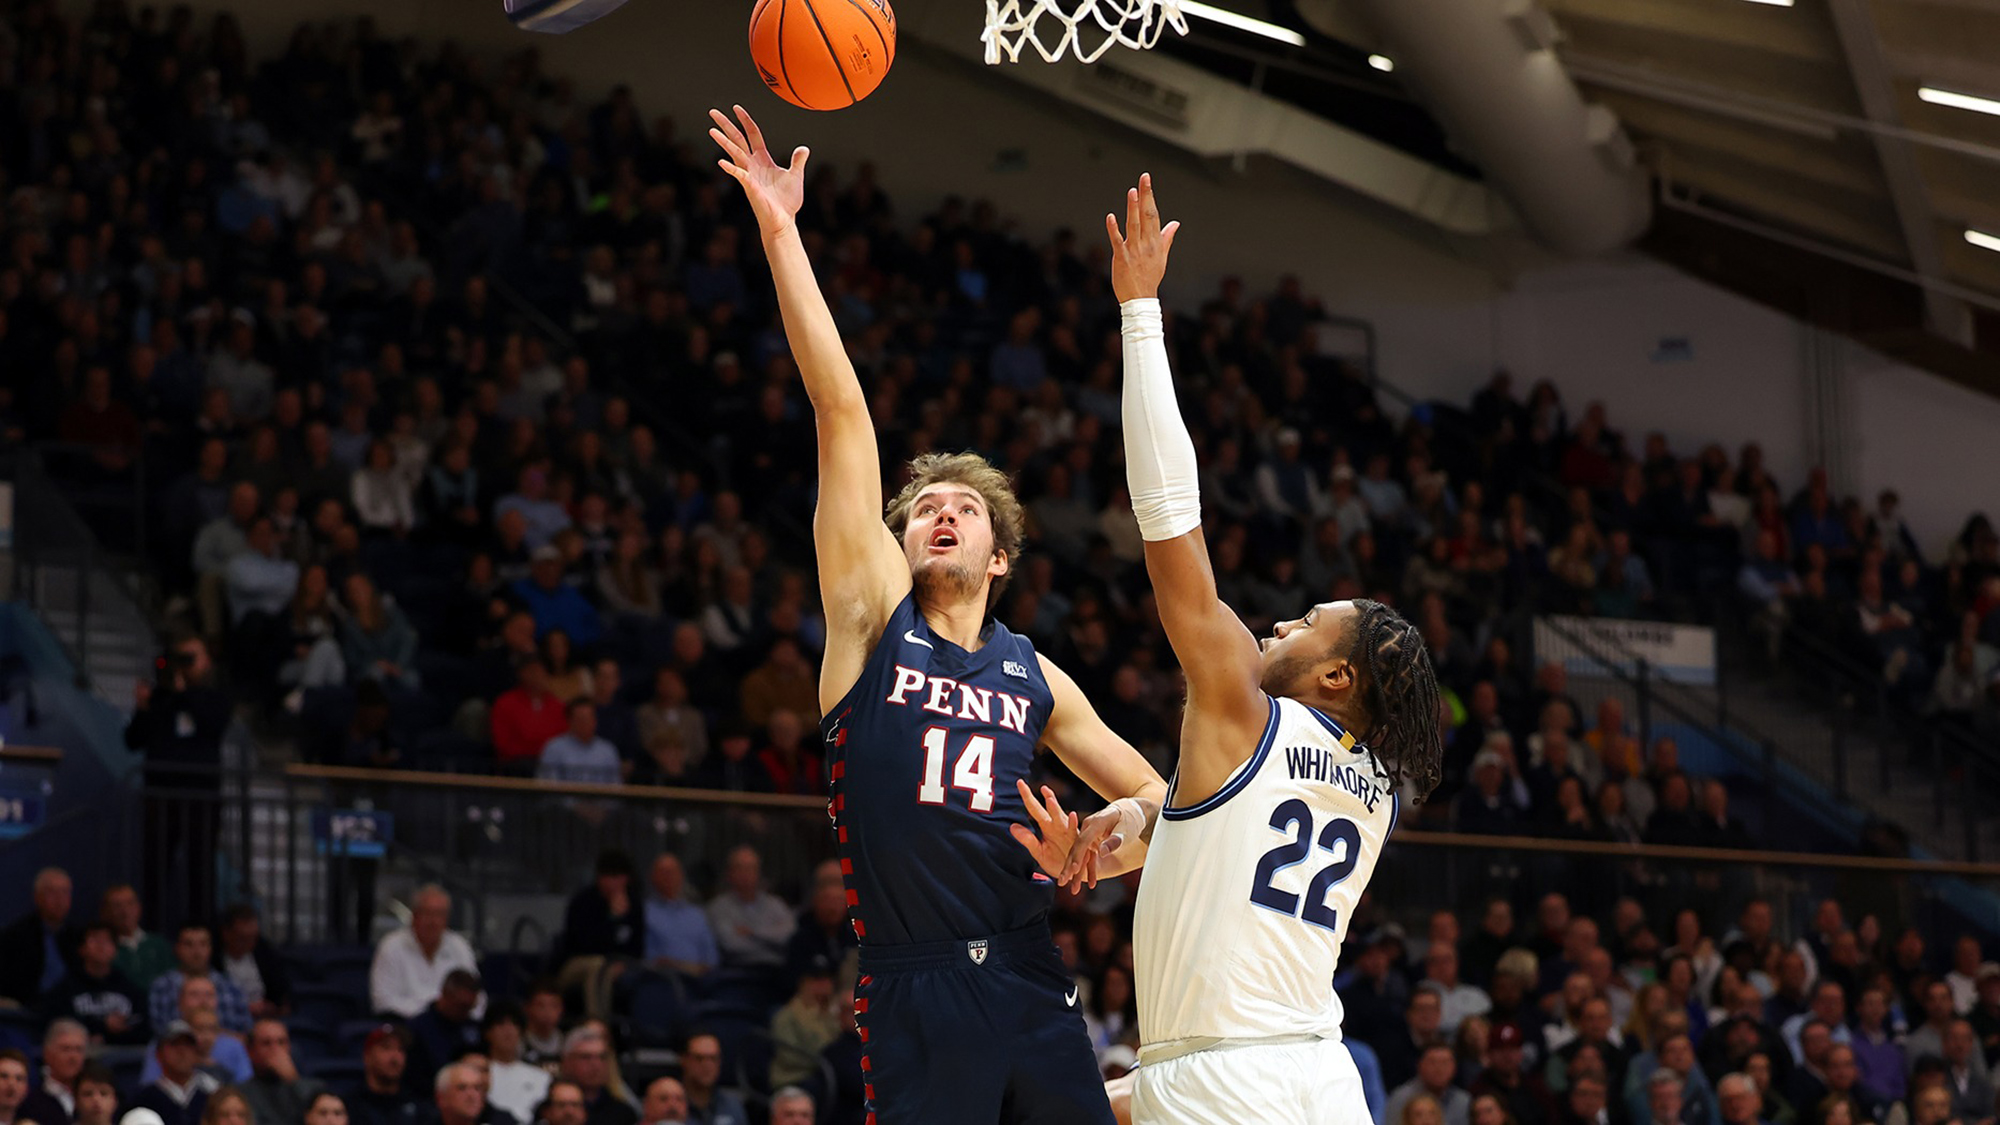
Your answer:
[1345,599,1445,801]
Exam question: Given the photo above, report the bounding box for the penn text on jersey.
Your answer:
[1283,745,1382,813]
[884,665,1035,734]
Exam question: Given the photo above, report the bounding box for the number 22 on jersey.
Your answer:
[918,726,996,812]
[1249,799,1361,931]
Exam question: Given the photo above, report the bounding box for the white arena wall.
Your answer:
[109,0,1999,552]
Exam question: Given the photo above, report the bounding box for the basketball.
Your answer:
[749,0,897,111]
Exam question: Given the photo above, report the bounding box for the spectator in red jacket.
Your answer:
[490,658,568,766]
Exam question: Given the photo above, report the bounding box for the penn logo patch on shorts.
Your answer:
[968,939,989,965]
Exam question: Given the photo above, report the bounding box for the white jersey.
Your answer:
[1134,694,1397,1046]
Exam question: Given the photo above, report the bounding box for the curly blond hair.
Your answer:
[884,452,1027,614]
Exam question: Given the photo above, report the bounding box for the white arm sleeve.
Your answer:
[1120,298,1202,542]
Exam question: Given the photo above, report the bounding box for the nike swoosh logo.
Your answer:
[904,630,933,649]
[1065,986,1079,1007]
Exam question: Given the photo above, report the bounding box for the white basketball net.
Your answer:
[982,0,1188,64]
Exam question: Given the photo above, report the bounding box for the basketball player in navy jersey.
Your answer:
[708,106,1168,1125]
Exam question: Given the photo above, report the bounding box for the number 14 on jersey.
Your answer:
[918,727,997,812]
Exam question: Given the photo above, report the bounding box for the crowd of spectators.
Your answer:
[1,0,1991,865]
[0,867,848,1125]
[5,2,2000,1124]
[11,861,2000,1125]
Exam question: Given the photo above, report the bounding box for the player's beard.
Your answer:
[1258,651,1317,698]
[912,552,986,608]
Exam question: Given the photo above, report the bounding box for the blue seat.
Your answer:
[304,1058,364,1085]
[625,972,688,1048]
[291,985,364,1029]
[336,1017,387,1055]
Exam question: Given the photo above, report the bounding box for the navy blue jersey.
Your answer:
[822,593,1057,947]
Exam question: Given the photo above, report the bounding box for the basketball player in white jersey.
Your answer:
[1099,174,1445,1123]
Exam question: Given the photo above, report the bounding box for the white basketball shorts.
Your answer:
[1132,1036,1367,1125]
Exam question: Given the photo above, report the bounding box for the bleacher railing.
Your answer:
[63,763,2000,955]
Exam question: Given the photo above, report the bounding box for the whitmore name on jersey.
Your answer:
[1283,745,1385,814]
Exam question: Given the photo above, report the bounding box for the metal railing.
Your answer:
[5,447,158,692]
[1528,612,1865,839]
[1762,619,1998,860]
[12,759,2000,955]
[1380,828,2000,946]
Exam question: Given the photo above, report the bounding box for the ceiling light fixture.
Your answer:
[1740,0,1795,7]
[1967,229,2000,254]
[1919,87,2000,118]
[1368,54,1395,72]
[1176,0,1307,46]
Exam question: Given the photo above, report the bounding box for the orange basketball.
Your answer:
[749,0,896,111]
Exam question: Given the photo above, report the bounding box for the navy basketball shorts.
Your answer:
[855,924,1116,1125]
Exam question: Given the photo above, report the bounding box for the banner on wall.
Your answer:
[1533,615,1717,686]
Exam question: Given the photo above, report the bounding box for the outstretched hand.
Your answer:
[1106,172,1180,304]
[1009,781,1087,894]
[708,105,808,238]
[1009,780,1124,893]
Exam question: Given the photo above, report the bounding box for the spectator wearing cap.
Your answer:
[480,1005,551,1124]
[1388,1043,1472,1125]
[1471,1023,1557,1125]
[1457,740,1530,834]
[238,1019,324,1125]
[707,845,796,971]
[556,1029,637,1125]
[513,547,602,649]
[769,959,840,1089]
[643,854,719,979]
[128,1022,212,1125]
[139,978,251,1085]
[44,922,150,1045]
[490,660,570,767]
[0,867,81,1009]
[370,885,481,1021]
[406,970,483,1097]
[148,926,254,1037]
[346,1025,422,1125]
[19,1019,87,1125]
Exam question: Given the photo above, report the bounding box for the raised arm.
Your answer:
[1111,175,1271,803]
[710,107,909,710]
